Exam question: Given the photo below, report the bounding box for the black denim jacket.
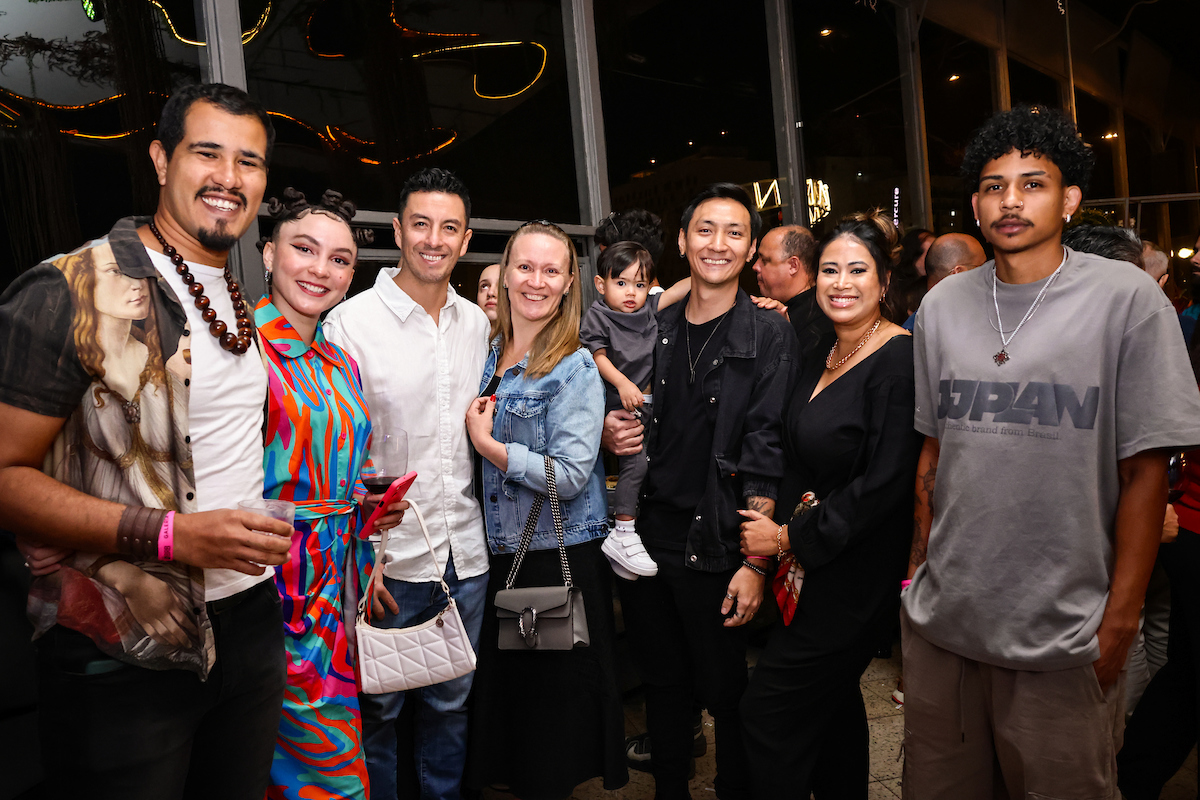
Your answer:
[645,289,798,572]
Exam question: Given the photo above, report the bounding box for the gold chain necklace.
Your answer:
[825,318,881,371]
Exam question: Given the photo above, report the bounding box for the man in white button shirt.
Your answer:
[324,168,489,800]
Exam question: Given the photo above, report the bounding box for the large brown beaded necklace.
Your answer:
[148,220,253,355]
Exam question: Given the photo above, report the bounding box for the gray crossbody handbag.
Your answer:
[494,455,590,650]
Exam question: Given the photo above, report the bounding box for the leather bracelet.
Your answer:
[741,559,768,577]
[776,525,787,558]
[117,506,167,562]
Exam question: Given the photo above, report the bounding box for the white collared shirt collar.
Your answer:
[374,265,461,325]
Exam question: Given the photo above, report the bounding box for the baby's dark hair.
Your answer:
[596,240,654,283]
[961,104,1094,196]
[258,188,373,251]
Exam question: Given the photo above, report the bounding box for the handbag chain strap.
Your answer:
[359,498,451,622]
[504,455,573,590]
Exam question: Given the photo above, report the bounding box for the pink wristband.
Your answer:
[900,579,912,590]
[158,511,175,562]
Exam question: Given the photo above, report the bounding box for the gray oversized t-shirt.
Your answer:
[903,247,1200,671]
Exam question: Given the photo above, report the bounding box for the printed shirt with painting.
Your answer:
[0,216,214,677]
[255,297,375,800]
[904,248,1200,671]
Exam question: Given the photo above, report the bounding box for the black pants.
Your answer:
[740,618,877,799]
[36,579,286,800]
[618,545,751,800]
[1119,529,1200,800]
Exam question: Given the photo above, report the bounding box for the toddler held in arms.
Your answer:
[580,241,688,579]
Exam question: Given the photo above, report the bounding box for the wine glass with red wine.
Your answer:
[362,430,409,496]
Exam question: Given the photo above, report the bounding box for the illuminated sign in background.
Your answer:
[745,177,831,227]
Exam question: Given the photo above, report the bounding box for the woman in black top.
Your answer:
[738,211,923,798]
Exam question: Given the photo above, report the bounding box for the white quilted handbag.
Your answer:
[356,499,477,694]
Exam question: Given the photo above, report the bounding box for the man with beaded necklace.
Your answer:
[901,105,1200,797]
[0,83,293,799]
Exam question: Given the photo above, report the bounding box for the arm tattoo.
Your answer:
[921,464,936,517]
[909,519,928,568]
[746,496,773,515]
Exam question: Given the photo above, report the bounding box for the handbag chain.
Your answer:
[503,455,574,590]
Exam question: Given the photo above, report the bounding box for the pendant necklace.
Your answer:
[685,308,731,385]
[991,247,1067,366]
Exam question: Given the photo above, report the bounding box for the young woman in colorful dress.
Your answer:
[256,188,403,800]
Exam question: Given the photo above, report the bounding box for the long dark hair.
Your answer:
[815,210,903,322]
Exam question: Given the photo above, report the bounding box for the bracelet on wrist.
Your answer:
[741,559,768,577]
[775,524,787,558]
[117,506,167,562]
[158,511,176,562]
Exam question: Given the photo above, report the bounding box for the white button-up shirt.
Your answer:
[324,267,490,582]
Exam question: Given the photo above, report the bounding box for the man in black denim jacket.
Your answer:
[608,183,797,800]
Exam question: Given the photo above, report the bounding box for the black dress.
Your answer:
[465,377,627,800]
[741,332,923,799]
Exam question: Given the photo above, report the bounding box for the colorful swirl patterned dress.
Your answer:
[256,298,377,800]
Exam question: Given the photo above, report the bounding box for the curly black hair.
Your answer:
[594,208,665,266]
[258,187,373,251]
[960,105,1095,197]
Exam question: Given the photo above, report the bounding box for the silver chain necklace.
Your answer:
[990,247,1067,366]
[685,308,731,385]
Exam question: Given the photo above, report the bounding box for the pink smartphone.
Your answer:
[363,471,417,533]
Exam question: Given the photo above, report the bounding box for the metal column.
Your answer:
[196,0,262,298]
[765,0,808,228]
[562,0,609,306]
[896,2,933,230]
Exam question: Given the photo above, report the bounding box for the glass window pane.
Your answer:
[1073,90,1116,200]
[243,0,578,222]
[1008,57,1062,109]
[0,0,203,287]
[595,0,777,288]
[791,3,909,235]
[920,20,994,235]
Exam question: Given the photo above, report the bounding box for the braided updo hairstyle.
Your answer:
[258,187,373,252]
[815,209,903,322]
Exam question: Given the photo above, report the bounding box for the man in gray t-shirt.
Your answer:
[901,105,1200,799]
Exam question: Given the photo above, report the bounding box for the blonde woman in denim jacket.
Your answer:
[464,221,628,799]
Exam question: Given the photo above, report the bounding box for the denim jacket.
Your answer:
[478,340,609,555]
[645,289,798,572]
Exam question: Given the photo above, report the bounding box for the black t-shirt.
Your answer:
[639,314,730,549]
[785,286,834,367]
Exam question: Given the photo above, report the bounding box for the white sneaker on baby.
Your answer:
[602,527,659,579]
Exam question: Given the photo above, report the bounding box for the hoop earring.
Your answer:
[1064,214,1072,224]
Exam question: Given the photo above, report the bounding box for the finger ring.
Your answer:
[734,611,745,617]
[23,561,30,569]
[725,592,735,600]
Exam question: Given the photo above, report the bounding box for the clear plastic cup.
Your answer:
[238,498,296,536]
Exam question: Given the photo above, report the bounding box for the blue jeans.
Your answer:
[358,556,488,800]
